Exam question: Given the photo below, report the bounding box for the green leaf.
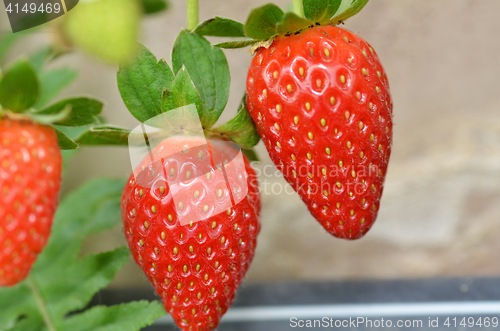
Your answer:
[64,0,140,64]
[215,39,259,49]
[331,0,369,23]
[242,148,260,162]
[61,301,165,331]
[54,120,105,141]
[210,96,260,149]
[0,284,35,329]
[194,17,245,37]
[55,117,105,167]
[244,4,284,40]
[276,12,313,35]
[35,97,103,126]
[172,31,230,128]
[141,0,169,14]
[35,178,126,271]
[33,68,78,110]
[0,178,135,330]
[75,126,131,146]
[0,60,39,112]
[332,0,351,16]
[54,127,79,150]
[32,179,128,318]
[117,44,175,123]
[7,316,42,331]
[39,248,131,322]
[30,105,72,125]
[162,66,203,118]
[303,0,342,23]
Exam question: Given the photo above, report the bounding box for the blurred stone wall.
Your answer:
[2,1,500,288]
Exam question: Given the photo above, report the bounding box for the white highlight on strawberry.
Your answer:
[127,104,248,226]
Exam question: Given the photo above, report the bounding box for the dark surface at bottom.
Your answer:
[89,277,500,330]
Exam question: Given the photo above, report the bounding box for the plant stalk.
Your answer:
[293,0,304,18]
[28,276,58,331]
[186,0,199,30]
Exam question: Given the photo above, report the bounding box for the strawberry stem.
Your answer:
[28,276,58,331]
[187,0,199,30]
[293,0,304,18]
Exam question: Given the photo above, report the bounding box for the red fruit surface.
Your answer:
[0,118,62,286]
[121,137,261,331]
[246,25,393,239]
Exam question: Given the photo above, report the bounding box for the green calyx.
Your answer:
[116,34,260,156]
[191,0,369,50]
[206,95,260,149]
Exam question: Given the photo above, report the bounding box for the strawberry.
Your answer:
[121,136,261,331]
[0,117,62,286]
[246,25,393,239]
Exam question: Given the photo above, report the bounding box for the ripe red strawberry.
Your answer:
[246,25,392,239]
[121,137,261,331]
[0,117,62,286]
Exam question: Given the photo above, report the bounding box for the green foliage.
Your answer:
[303,0,342,23]
[54,128,79,150]
[63,0,141,64]
[62,301,165,331]
[117,44,175,123]
[54,122,128,157]
[0,60,39,112]
[0,179,165,330]
[244,4,284,40]
[172,31,230,128]
[141,0,169,14]
[194,17,245,37]
[0,44,111,150]
[34,97,103,126]
[161,66,203,118]
[29,105,72,125]
[215,39,258,49]
[276,12,313,35]
[0,46,109,149]
[214,0,369,48]
[210,96,260,149]
[75,126,131,146]
[215,4,312,48]
[331,0,369,23]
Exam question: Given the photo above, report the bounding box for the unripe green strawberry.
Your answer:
[246,25,392,239]
[0,117,62,286]
[121,137,261,331]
